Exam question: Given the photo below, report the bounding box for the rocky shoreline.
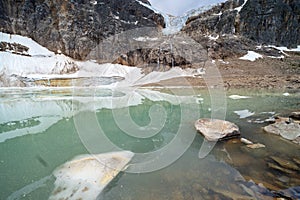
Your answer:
[142,52,300,89]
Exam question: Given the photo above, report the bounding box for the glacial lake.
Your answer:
[0,87,299,199]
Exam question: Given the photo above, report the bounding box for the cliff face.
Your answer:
[0,0,165,60]
[239,0,300,47]
[183,0,300,48]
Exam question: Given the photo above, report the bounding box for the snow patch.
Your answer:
[234,109,255,118]
[239,51,263,61]
[268,45,300,52]
[208,34,219,41]
[267,55,285,59]
[218,59,229,64]
[235,0,248,13]
[133,36,158,42]
[91,0,97,5]
[0,32,54,56]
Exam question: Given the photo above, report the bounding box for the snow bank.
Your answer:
[0,52,77,77]
[239,51,263,61]
[0,32,54,56]
[1,32,204,87]
[268,45,300,52]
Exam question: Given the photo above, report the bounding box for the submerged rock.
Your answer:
[293,158,300,165]
[49,151,134,200]
[267,162,295,174]
[263,119,300,144]
[240,145,268,158]
[270,156,299,171]
[290,112,300,120]
[194,118,240,141]
[246,143,265,149]
[276,186,300,199]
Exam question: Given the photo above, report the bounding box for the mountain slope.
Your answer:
[0,0,164,60]
[182,0,300,48]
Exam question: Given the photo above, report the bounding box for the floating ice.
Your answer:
[49,151,134,200]
[234,109,255,119]
[283,93,290,96]
[229,95,251,100]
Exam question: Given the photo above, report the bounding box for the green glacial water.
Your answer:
[0,87,299,199]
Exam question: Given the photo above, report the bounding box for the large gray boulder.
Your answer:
[263,118,300,144]
[195,118,240,141]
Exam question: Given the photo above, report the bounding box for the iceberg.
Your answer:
[49,151,134,200]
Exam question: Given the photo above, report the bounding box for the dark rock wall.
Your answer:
[0,0,165,60]
[239,0,300,47]
[183,0,300,48]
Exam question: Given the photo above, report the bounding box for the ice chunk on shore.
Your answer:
[49,151,134,200]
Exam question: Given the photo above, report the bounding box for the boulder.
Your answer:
[263,119,300,144]
[290,112,300,120]
[194,118,240,141]
[270,156,299,171]
[246,143,265,149]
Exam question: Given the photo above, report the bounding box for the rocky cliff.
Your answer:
[0,0,164,60]
[182,0,300,58]
[1,0,299,67]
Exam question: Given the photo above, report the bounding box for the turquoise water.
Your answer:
[0,88,299,199]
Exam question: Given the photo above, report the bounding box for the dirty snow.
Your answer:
[1,32,204,87]
[239,51,263,61]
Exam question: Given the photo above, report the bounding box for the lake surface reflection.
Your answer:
[0,88,299,199]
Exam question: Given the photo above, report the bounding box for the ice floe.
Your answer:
[234,109,255,118]
[229,95,251,100]
[49,151,134,200]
